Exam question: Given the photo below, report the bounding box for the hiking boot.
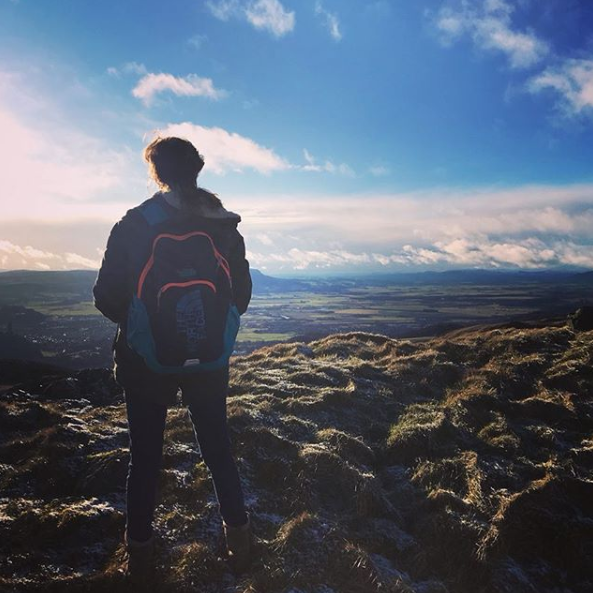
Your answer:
[222,513,253,574]
[124,531,156,588]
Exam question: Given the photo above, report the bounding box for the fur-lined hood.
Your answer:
[159,190,241,223]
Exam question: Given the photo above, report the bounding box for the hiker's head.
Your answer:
[144,136,205,191]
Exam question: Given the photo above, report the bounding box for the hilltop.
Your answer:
[0,321,592,592]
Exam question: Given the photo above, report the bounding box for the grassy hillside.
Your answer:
[0,321,592,592]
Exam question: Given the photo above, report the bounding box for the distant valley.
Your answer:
[0,268,591,369]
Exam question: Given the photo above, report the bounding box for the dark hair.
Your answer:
[143,136,222,208]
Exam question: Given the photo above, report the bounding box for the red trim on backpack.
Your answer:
[137,231,231,298]
[156,279,216,308]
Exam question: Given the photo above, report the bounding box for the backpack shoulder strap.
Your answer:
[138,198,170,226]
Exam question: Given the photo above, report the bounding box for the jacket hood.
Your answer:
[157,191,241,223]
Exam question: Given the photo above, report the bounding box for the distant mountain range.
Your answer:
[1,267,591,295]
[249,268,311,292]
[347,268,593,285]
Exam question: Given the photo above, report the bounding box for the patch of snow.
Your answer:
[369,552,410,584]
[256,511,284,525]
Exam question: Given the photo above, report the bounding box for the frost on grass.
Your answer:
[1,325,592,592]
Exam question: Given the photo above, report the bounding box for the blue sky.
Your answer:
[1,0,593,274]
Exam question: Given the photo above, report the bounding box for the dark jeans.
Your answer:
[124,368,247,542]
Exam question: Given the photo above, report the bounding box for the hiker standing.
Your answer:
[93,137,253,583]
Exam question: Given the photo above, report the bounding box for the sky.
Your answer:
[1,0,593,275]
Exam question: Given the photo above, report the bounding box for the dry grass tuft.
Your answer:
[1,323,592,592]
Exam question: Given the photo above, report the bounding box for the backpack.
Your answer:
[126,200,240,373]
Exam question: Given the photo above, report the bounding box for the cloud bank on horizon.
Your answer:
[0,0,592,274]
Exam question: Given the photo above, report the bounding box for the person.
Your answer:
[93,136,253,583]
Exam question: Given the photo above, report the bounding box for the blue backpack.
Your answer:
[126,200,240,373]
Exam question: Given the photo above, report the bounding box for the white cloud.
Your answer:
[0,241,55,261]
[64,252,102,269]
[256,233,274,246]
[3,181,593,273]
[231,183,593,271]
[107,61,148,78]
[247,239,593,271]
[151,127,352,178]
[398,237,593,269]
[0,241,100,270]
[1,60,592,274]
[132,72,227,105]
[207,0,295,38]
[157,122,291,174]
[314,1,342,42]
[0,102,130,219]
[188,34,208,50]
[206,0,241,20]
[302,149,354,176]
[235,184,593,246]
[0,69,140,223]
[245,0,295,37]
[434,0,548,69]
[247,248,371,270]
[369,165,390,177]
[242,98,260,109]
[529,58,593,117]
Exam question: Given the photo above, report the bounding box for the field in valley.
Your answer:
[0,269,590,369]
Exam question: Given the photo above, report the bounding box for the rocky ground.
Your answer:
[0,321,592,592]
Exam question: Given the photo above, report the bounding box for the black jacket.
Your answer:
[93,192,252,389]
